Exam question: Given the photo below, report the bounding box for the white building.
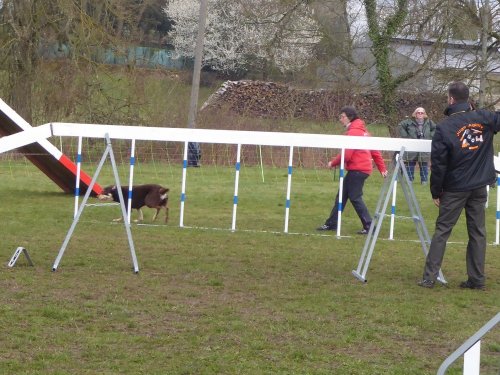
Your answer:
[318,36,500,105]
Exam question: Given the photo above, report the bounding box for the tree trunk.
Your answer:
[4,0,38,123]
[364,0,408,135]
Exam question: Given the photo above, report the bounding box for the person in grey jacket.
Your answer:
[418,81,500,290]
[398,107,436,184]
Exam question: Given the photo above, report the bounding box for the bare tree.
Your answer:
[357,0,500,133]
[363,0,412,128]
[0,0,167,124]
[455,0,500,108]
[1,1,50,122]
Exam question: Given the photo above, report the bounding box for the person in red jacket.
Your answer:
[317,106,388,234]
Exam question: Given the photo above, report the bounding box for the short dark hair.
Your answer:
[448,81,469,103]
[340,106,358,121]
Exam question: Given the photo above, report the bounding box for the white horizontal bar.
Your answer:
[0,98,64,158]
[47,122,430,152]
[0,124,54,153]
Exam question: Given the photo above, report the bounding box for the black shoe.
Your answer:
[316,224,336,231]
[357,228,369,235]
[417,279,435,288]
[459,280,485,290]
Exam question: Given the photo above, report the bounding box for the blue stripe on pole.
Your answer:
[75,187,80,196]
[183,160,187,168]
[338,202,343,211]
[340,169,344,178]
[130,156,136,166]
[391,206,396,214]
[181,193,186,202]
[235,162,240,171]
[497,176,500,186]
[233,195,238,204]
[497,211,500,219]
[288,166,293,174]
[286,199,291,208]
[76,154,82,163]
[128,190,133,200]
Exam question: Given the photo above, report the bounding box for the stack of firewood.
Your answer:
[200,80,446,124]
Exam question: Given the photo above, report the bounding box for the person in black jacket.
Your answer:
[418,81,500,290]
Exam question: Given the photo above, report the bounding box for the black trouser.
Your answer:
[325,171,371,230]
[423,187,487,285]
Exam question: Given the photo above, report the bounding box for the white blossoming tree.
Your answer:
[164,0,321,73]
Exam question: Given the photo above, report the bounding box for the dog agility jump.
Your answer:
[3,120,500,281]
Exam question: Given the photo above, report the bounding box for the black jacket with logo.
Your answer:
[430,102,500,199]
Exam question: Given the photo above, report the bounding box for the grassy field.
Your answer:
[0,160,499,374]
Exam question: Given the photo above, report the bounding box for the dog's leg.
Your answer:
[165,206,169,223]
[152,208,160,222]
[135,208,144,223]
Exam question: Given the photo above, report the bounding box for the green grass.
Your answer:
[0,161,499,374]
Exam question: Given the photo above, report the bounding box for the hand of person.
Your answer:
[328,161,334,168]
[433,198,440,207]
[381,170,388,178]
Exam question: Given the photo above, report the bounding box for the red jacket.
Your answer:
[329,118,387,175]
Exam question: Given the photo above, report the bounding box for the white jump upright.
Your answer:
[336,148,346,237]
[463,341,481,375]
[486,185,490,208]
[231,144,242,231]
[389,177,398,240]
[389,154,399,240]
[180,141,189,227]
[437,312,500,375]
[126,139,137,224]
[74,136,83,218]
[496,152,500,245]
[284,146,294,233]
[258,145,265,183]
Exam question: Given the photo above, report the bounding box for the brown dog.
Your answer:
[98,184,169,223]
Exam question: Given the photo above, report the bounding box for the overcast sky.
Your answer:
[347,0,369,37]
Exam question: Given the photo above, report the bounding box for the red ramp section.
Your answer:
[0,99,102,196]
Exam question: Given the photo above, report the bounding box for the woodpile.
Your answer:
[200,80,447,124]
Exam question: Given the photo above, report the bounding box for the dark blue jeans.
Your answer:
[405,160,428,183]
[325,171,371,230]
